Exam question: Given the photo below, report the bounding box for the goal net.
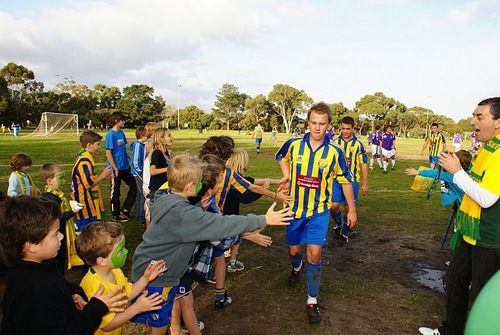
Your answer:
[28,112,79,137]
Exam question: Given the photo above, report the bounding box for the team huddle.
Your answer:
[1,98,500,335]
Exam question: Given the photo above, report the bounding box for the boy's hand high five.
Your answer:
[264,202,293,226]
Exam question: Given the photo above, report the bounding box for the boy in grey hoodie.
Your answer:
[131,154,292,335]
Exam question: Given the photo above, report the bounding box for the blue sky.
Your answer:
[1,0,499,122]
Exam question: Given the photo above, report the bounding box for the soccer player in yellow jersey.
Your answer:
[421,122,447,169]
[330,116,368,245]
[276,102,357,324]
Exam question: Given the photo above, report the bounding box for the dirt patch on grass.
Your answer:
[0,222,449,335]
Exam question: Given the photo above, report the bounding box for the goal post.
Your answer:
[28,112,79,137]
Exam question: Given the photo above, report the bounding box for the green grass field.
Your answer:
[0,129,457,266]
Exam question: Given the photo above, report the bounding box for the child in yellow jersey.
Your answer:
[76,222,167,335]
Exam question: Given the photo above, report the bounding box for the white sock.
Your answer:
[307,295,318,305]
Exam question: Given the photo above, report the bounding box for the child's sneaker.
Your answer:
[181,321,205,334]
[120,209,132,219]
[227,260,244,272]
[339,234,349,245]
[215,293,232,309]
[113,213,129,223]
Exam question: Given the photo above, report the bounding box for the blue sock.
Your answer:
[289,253,303,270]
[342,216,350,236]
[306,261,321,298]
[332,211,342,227]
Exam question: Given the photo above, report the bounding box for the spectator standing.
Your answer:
[419,98,500,335]
[105,112,137,223]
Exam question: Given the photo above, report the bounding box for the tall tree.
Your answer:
[116,84,165,126]
[354,92,406,132]
[179,105,206,129]
[268,84,312,134]
[213,83,246,130]
[244,94,270,124]
[329,102,350,128]
[0,62,41,124]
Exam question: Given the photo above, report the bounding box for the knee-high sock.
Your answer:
[342,216,350,236]
[307,261,321,298]
[332,211,342,227]
[289,252,303,270]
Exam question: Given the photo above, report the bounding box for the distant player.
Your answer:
[380,125,396,174]
[252,123,264,154]
[369,125,383,170]
[421,122,447,169]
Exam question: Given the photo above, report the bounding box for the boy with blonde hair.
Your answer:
[131,154,292,335]
[76,222,166,335]
[41,163,84,275]
[71,130,113,231]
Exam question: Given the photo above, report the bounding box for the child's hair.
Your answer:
[145,138,154,155]
[135,126,146,140]
[226,149,249,175]
[0,196,61,266]
[108,112,125,127]
[200,154,226,174]
[168,154,205,192]
[40,163,64,182]
[75,222,124,266]
[152,127,171,154]
[456,150,473,171]
[144,122,160,138]
[80,130,103,148]
[198,164,223,197]
[199,136,234,162]
[10,153,32,172]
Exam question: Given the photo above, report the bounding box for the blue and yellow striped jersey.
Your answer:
[333,135,368,182]
[425,131,446,156]
[211,167,251,214]
[71,150,104,225]
[276,133,352,218]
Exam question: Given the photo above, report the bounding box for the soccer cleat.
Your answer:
[181,321,205,334]
[369,166,374,170]
[215,292,232,309]
[339,234,349,245]
[391,167,395,171]
[418,327,441,335]
[383,170,387,174]
[307,304,321,324]
[332,225,342,239]
[288,261,305,287]
[227,260,245,273]
[120,209,132,219]
[112,213,129,223]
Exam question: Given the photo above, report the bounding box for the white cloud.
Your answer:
[1,0,499,122]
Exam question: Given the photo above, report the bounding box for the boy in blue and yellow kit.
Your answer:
[71,130,113,231]
[276,102,357,324]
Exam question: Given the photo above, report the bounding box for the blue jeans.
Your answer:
[133,175,146,224]
[440,241,500,335]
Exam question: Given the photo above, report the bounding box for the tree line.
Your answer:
[0,62,471,137]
